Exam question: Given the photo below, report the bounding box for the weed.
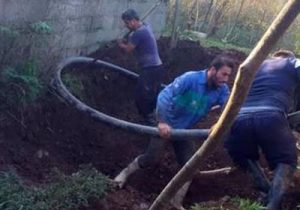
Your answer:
[0,60,44,109]
[190,197,264,210]
[0,22,52,114]
[202,38,251,54]
[232,197,264,210]
[62,73,85,100]
[0,26,20,38]
[0,166,109,210]
[30,21,52,34]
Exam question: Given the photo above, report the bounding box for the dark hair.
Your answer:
[209,56,235,71]
[272,49,295,58]
[121,9,140,21]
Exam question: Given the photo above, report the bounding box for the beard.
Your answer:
[210,75,220,89]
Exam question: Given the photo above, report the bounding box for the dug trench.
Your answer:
[0,37,299,209]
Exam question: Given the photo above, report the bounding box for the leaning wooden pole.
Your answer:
[149,0,300,209]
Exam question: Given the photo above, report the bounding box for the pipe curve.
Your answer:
[51,56,209,140]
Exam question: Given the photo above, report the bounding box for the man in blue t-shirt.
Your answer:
[118,9,165,124]
[114,56,234,208]
[225,50,300,210]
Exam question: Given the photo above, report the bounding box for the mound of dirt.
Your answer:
[0,37,299,210]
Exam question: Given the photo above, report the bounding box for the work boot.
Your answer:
[266,163,294,210]
[247,159,270,193]
[170,181,191,210]
[114,156,140,188]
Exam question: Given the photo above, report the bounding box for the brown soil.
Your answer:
[0,37,299,210]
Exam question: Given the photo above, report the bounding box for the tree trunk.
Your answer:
[206,0,229,37]
[170,0,180,50]
[199,0,214,32]
[193,0,200,30]
[223,0,246,42]
[187,0,197,30]
[149,0,300,209]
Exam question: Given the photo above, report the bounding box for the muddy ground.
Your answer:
[0,37,299,209]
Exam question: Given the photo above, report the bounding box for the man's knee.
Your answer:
[268,156,298,171]
[264,140,298,170]
[137,153,160,168]
[173,141,195,166]
[134,94,156,118]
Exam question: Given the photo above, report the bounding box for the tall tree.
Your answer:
[170,0,181,49]
[206,0,229,37]
[200,0,214,32]
[223,0,246,42]
[149,0,300,209]
[193,0,200,30]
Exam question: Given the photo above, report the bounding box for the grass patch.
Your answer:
[190,197,264,210]
[62,73,85,100]
[0,166,110,210]
[0,60,44,109]
[232,197,264,210]
[201,38,251,54]
[162,29,251,54]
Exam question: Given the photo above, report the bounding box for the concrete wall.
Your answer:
[0,0,168,58]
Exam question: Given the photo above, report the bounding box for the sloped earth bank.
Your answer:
[0,37,299,209]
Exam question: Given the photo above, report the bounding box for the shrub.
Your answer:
[0,60,44,110]
[0,166,109,210]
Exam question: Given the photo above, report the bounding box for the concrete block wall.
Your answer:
[0,0,168,64]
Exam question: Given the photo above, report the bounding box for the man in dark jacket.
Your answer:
[225,50,299,210]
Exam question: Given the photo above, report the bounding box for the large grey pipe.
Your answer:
[51,56,209,140]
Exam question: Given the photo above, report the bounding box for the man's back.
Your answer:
[243,57,300,113]
[129,23,162,68]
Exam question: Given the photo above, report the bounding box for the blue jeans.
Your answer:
[224,111,297,170]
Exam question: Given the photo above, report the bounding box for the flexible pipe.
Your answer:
[51,56,209,140]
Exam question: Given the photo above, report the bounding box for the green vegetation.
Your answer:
[0,166,109,210]
[0,25,20,38]
[190,197,264,210]
[0,60,44,110]
[164,27,251,54]
[62,73,85,100]
[167,0,300,54]
[30,21,52,34]
[295,32,300,56]
[233,197,264,210]
[201,38,251,54]
[0,22,52,113]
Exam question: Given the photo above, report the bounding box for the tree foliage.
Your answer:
[167,0,300,52]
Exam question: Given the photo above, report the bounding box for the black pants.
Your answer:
[138,137,195,168]
[224,111,297,170]
[135,65,165,121]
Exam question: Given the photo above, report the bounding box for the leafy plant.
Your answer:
[30,21,52,34]
[62,73,85,99]
[191,204,205,210]
[0,166,109,210]
[0,22,53,112]
[190,197,264,210]
[232,197,264,210]
[179,30,206,42]
[0,25,20,38]
[202,38,251,54]
[0,60,44,109]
